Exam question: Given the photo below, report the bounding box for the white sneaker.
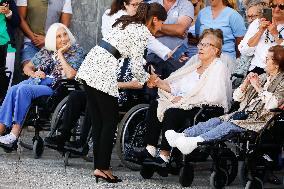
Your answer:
[176,136,204,155]
[165,130,184,147]
[0,133,17,145]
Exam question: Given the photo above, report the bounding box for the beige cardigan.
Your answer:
[156,57,232,122]
[221,72,284,132]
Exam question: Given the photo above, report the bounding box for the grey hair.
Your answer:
[45,23,76,52]
[245,0,268,9]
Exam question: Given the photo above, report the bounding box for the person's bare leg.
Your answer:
[0,123,6,135]
[93,169,116,179]
[11,124,21,138]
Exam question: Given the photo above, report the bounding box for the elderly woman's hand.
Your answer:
[31,70,46,79]
[147,74,159,88]
[171,96,183,103]
[268,22,279,39]
[58,42,71,55]
[259,18,270,32]
[249,74,262,92]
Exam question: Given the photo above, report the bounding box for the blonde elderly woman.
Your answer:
[166,45,284,157]
[140,29,232,177]
[0,23,84,147]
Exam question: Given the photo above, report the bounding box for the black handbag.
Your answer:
[231,111,249,120]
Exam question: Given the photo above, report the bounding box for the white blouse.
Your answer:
[76,23,150,97]
[238,19,284,71]
[169,70,200,96]
[102,9,171,61]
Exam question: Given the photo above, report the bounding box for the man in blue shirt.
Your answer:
[146,0,194,99]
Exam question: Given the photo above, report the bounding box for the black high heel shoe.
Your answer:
[94,171,122,183]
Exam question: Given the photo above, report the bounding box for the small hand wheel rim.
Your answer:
[245,177,263,189]
[210,168,229,189]
[140,164,154,179]
[64,151,70,166]
[179,164,194,187]
[33,138,44,159]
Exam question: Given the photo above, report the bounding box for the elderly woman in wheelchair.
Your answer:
[166,45,284,186]
[139,28,233,178]
[0,23,84,149]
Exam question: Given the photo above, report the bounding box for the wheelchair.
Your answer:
[116,103,225,174]
[2,79,82,159]
[47,87,150,167]
[193,107,284,189]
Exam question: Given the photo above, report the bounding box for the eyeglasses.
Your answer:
[197,42,217,48]
[247,14,260,20]
[129,2,140,8]
[270,3,284,10]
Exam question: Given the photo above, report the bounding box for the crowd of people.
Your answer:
[0,0,284,185]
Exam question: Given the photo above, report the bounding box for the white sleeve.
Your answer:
[233,85,247,102]
[147,35,171,61]
[238,19,259,56]
[101,10,110,38]
[16,0,27,6]
[63,0,72,14]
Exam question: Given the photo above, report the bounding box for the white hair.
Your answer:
[45,23,76,51]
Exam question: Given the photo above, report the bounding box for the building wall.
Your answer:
[70,0,112,52]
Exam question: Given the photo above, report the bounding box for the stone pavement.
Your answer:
[0,130,283,189]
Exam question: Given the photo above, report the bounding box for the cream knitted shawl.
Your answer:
[156,57,233,122]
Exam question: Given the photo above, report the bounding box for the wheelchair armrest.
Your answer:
[52,79,82,91]
[270,108,284,113]
[193,105,224,125]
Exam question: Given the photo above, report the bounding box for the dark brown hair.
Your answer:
[108,0,130,16]
[199,28,224,57]
[268,45,284,72]
[113,2,167,29]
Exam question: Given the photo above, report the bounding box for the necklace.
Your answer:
[265,26,284,43]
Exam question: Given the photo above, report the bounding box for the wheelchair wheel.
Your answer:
[238,160,249,187]
[218,149,238,185]
[140,164,155,179]
[116,104,149,171]
[210,168,228,189]
[179,163,194,187]
[33,137,44,159]
[245,177,263,189]
[49,96,69,137]
[64,151,70,166]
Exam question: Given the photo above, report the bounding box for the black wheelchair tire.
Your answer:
[140,164,155,179]
[33,137,44,159]
[48,96,69,137]
[219,149,238,185]
[116,104,149,171]
[210,168,228,189]
[64,151,70,166]
[245,177,263,189]
[179,163,194,187]
[238,160,249,187]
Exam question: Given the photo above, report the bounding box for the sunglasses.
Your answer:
[270,3,284,10]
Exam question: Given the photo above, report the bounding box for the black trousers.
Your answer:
[60,90,91,144]
[0,44,8,100]
[84,84,119,170]
[144,100,200,151]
